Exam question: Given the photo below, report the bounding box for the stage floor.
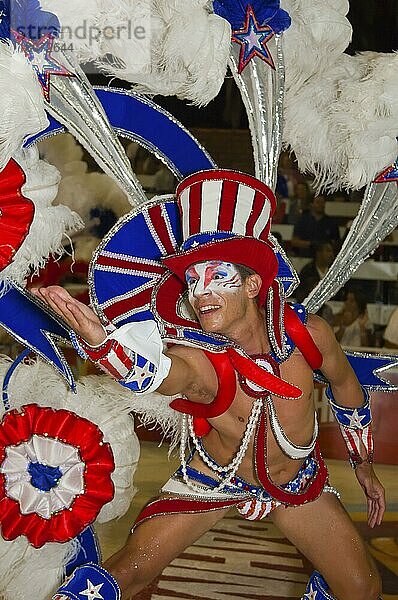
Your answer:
[97,441,398,599]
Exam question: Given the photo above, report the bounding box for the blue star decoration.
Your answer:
[374,157,398,185]
[232,5,275,73]
[12,29,75,101]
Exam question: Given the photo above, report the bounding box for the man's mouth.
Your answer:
[198,305,221,315]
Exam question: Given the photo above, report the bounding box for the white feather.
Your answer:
[0,358,141,523]
[0,146,84,286]
[0,534,77,600]
[0,41,48,171]
[97,0,231,106]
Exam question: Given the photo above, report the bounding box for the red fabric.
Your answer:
[0,404,114,548]
[254,412,327,505]
[169,350,236,418]
[227,348,302,399]
[176,170,277,222]
[284,305,323,370]
[217,180,239,230]
[133,496,242,531]
[161,237,278,309]
[0,159,34,271]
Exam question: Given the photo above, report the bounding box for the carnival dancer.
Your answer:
[36,170,385,600]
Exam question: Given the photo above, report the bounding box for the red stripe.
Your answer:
[100,356,125,380]
[217,180,238,231]
[149,205,176,255]
[82,339,114,360]
[245,190,264,236]
[97,255,164,275]
[188,181,202,237]
[342,427,359,455]
[133,497,242,531]
[113,341,134,371]
[103,289,152,321]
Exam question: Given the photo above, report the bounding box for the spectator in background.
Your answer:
[291,194,340,257]
[335,289,374,347]
[383,307,398,348]
[297,241,334,296]
[287,181,312,225]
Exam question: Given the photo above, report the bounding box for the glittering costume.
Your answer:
[55,169,378,600]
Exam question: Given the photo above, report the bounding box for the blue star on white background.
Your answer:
[79,579,104,599]
[232,5,275,73]
[12,30,74,101]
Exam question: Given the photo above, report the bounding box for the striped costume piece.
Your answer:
[326,386,374,468]
[132,452,338,531]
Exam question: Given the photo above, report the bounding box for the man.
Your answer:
[296,241,335,302]
[291,194,340,257]
[37,170,384,600]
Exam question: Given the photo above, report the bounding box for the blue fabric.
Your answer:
[302,571,335,599]
[56,563,120,600]
[28,461,62,492]
[326,386,371,428]
[175,449,317,502]
[26,89,216,178]
[213,0,291,33]
[0,0,60,41]
[182,231,236,250]
[0,283,75,390]
[65,527,101,577]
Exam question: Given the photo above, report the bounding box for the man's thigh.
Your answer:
[271,491,379,598]
[105,498,230,593]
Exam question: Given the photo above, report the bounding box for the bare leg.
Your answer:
[272,491,381,600]
[104,502,230,599]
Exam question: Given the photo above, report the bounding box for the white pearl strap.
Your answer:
[179,397,264,495]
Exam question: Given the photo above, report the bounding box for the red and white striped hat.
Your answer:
[162,169,279,307]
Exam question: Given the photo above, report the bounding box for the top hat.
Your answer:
[162,169,279,306]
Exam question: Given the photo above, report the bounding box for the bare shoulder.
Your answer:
[162,343,218,399]
[306,313,339,354]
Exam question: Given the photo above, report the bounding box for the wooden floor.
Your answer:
[97,441,398,599]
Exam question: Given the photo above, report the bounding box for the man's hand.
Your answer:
[31,286,106,346]
[355,461,385,528]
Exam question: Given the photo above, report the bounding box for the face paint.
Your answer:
[185,261,242,299]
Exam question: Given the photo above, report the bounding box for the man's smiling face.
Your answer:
[185,260,250,334]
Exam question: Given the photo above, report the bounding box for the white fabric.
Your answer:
[384,308,398,346]
[108,321,172,394]
[1,435,84,519]
[339,318,373,347]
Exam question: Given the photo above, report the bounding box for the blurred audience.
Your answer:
[296,241,334,297]
[291,194,340,257]
[334,289,374,347]
[383,307,398,348]
[287,181,313,225]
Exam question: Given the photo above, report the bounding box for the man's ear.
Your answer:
[245,274,262,299]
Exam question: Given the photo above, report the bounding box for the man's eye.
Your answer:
[213,273,225,280]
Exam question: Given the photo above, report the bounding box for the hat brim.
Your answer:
[161,237,278,308]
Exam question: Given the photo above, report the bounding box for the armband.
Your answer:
[325,386,374,469]
[70,321,171,395]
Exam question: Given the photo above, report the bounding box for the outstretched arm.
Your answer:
[308,314,385,528]
[31,286,208,399]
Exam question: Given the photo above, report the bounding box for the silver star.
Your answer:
[303,585,318,600]
[79,579,104,599]
[347,409,367,428]
[133,362,154,390]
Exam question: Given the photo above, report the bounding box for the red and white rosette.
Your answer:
[0,403,114,548]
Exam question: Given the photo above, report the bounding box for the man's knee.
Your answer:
[348,568,382,600]
[305,568,382,600]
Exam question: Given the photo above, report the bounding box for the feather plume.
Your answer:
[0,40,48,171]
[0,146,84,286]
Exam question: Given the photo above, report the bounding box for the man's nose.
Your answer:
[192,279,211,297]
